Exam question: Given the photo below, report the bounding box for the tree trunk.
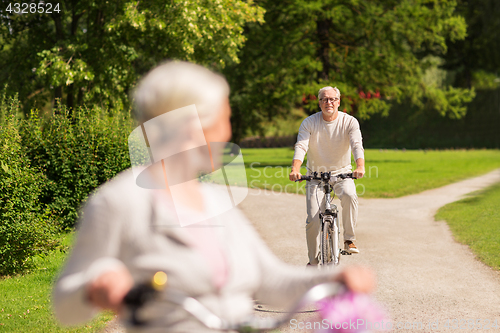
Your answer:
[66,84,74,117]
[77,87,84,106]
[53,86,63,115]
[316,18,331,81]
[230,106,243,145]
[52,12,64,41]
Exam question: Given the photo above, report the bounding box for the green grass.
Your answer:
[241,148,500,198]
[0,233,114,333]
[436,182,500,270]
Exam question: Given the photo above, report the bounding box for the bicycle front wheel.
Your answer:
[321,221,334,266]
[331,218,340,265]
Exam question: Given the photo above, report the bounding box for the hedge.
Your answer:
[20,102,135,230]
[0,95,58,275]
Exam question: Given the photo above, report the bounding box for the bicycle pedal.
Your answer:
[340,250,352,255]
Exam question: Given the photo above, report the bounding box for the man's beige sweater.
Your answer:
[293,111,364,174]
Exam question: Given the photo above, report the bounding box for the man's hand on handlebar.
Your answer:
[353,158,365,179]
[289,169,302,182]
[353,167,365,179]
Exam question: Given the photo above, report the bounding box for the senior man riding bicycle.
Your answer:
[289,86,365,265]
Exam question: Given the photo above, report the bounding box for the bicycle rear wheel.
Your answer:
[321,221,334,266]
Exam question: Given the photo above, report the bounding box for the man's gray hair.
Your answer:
[133,61,230,127]
[318,86,341,100]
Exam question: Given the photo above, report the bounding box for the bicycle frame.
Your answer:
[318,179,339,266]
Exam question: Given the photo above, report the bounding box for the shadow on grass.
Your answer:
[244,162,294,168]
[365,159,412,163]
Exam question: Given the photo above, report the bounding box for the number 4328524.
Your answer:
[6,3,61,14]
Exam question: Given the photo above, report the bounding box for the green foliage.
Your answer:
[226,0,474,142]
[413,55,476,118]
[19,102,135,230]
[36,47,95,89]
[0,95,57,276]
[360,88,500,149]
[436,182,500,270]
[0,0,264,113]
[444,0,500,90]
[471,70,500,90]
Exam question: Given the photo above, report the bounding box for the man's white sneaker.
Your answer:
[344,241,360,254]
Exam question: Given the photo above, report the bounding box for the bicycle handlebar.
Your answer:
[123,271,345,331]
[295,172,357,182]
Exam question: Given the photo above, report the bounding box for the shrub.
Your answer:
[0,96,58,276]
[20,102,135,230]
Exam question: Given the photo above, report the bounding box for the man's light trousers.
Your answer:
[305,178,358,265]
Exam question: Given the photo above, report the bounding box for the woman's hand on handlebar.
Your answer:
[87,267,134,314]
[335,266,376,294]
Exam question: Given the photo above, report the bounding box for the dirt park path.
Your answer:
[103,169,500,332]
[239,168,500,332]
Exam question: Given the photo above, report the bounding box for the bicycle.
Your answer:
[123,271,387,332]
[296,172,357,267]
[123,271,343,331]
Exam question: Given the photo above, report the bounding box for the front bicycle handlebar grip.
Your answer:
[295,176,311,182]
[337,173,356,180]
[124,271,168,326]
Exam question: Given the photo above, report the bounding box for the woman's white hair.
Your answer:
[318,86,341,99]
[133,61,230,128]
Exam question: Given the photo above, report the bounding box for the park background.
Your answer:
[0,0,499,332]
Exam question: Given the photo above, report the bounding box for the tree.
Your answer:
[0,0,264,114]
[444,0,500,90]
[225,0,475,143]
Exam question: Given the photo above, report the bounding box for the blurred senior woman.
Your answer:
[53,61,374,332]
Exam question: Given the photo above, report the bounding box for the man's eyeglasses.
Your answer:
[320,97,339,104]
